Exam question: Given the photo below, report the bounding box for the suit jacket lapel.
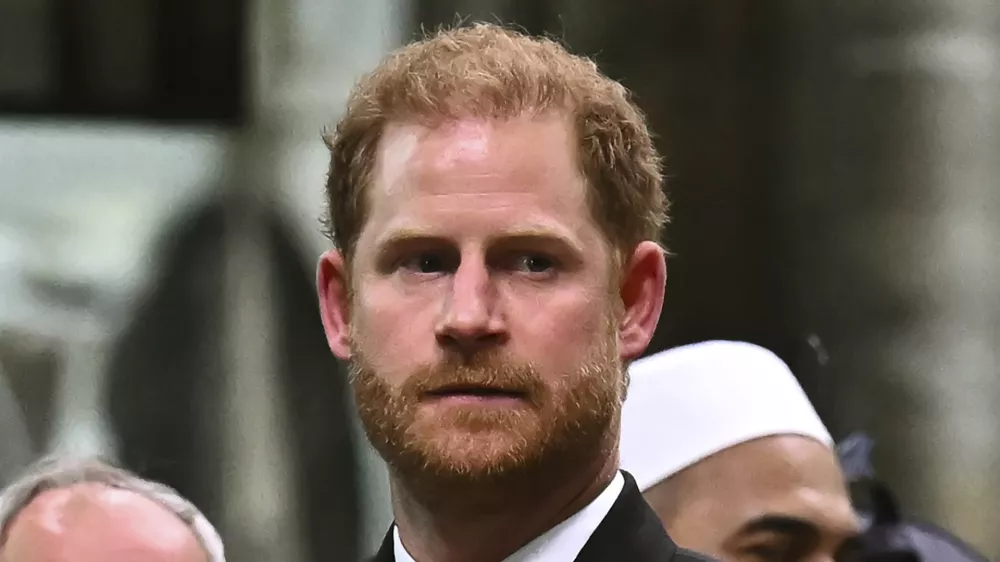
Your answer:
[369,528,396,562]
[367,471,686,562]
[574,471,679,562]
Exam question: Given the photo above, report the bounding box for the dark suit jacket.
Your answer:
[370,471,715,562]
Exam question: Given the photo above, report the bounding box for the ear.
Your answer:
[317,249,353,360]
[618,241,667,362]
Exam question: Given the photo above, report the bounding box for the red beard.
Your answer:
[349,335,625,490]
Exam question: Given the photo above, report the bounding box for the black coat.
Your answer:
[370,471,715,562]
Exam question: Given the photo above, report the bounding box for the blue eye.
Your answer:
[402,253,448,274]
[519,255,554,274]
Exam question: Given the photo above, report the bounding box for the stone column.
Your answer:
[778,1,1000,556]
[217,0,406,558]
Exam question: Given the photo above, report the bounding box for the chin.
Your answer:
[407,422,548,481]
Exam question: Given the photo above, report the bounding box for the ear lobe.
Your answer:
[618,241,667,362]
[317,249,353,360]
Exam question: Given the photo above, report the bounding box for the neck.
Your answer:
[391,448,619,562]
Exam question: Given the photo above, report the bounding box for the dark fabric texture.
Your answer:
[370,471,716,562]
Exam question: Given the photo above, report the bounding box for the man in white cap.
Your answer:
[620,341,861,562]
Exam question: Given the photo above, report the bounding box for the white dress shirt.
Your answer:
[393,471,625,562]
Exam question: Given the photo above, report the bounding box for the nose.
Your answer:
[435,259,506,355]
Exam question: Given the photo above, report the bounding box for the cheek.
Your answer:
[505,288,615,364]
[351,284,438,379]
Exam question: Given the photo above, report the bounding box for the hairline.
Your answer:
[332,99,663,258]
[337,109,650,260]
[0,456,225,562]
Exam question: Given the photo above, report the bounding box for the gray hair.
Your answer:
[0,456,225,561]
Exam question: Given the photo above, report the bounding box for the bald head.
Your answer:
[2,483,207,562]
[0,457,223,562]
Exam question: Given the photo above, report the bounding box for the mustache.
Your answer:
[399,352,548,401]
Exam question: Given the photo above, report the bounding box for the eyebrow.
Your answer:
[734,514,866,562]
[738,515,821,539]
[374,226,587,256]
[374,228,444,252]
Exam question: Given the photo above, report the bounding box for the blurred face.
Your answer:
[317,114,666,487]
[1,484,207,562]
[645,436,861,562]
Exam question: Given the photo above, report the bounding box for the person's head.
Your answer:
[317,23,667,493]
[620,341,860,562]
[0,456,225,562]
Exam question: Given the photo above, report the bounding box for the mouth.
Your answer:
[423,385,528,402]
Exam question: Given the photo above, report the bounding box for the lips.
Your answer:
[424,384,527,400]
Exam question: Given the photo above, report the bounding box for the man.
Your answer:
[0,456,225,562]
[620,341,860,562]
[317,22,708,562]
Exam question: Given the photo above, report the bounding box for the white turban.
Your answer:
[619,340,832,492]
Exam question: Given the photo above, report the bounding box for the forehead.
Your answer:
[359,114,592,245]
[375,115,579,193]
[687,436,857,533]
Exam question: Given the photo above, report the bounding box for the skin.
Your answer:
[0,483,208,562]
[317,113,666,562]
[644,435,861,562]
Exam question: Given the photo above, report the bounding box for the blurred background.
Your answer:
[1,0,998,560]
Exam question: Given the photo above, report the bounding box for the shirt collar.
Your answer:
[394,471,625,562]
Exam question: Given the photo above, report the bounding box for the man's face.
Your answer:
[317,113,665,486]
[645,435,861,562]
[0,484,207,562]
